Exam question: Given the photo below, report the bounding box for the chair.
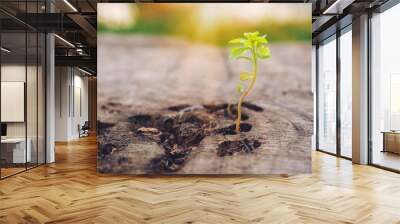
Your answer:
[79,121,90,138]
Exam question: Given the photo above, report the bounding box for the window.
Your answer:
[370,3,400,171]
[316,24,353,159]
[339,27,352,158]
[317,36,337,154]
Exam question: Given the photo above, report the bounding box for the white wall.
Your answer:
[1,66,26,138]
[55,67,89,141]
[55,67,70,141]
[1,65,38,138]
[1,64,46,164]
[72,73,89,138]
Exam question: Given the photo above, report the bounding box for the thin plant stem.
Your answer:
[235,47,258,133]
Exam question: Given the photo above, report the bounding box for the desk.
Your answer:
[1,138,31,163]
[382,131,400,154]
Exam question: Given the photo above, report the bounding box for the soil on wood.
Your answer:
[216,123,252,135]
[119,102,263,172]
[217,139,261,157]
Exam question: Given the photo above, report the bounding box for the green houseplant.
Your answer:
[229,31,271,133]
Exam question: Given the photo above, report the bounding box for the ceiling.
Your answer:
[0,0,393,74]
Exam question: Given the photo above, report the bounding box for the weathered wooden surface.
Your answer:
[97,34,313,174]
[2,137,400,223]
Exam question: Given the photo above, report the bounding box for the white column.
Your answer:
[46,32,55,163]
[352,14,369,164]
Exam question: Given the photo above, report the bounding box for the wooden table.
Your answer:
[382,131,400,154]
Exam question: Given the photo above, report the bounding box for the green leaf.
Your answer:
[228,38,245,44]
[231,47,249,59]
[244,31,259,39]
[258,45,270,59]
[240,71,252,81]
[256,36,268,44]
[236,82,244,93]
[243,39,253,48]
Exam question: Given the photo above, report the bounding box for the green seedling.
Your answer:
[228,31,270,133]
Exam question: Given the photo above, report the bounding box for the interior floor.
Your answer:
[0,162,45,179]
[0,135,399,223]
[0,167,25,178]
[372,150,400,171]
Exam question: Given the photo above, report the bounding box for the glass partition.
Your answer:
[27,30,38,169]
[26,0,43,169]
[1,30,28,177]
[0,2,46,179]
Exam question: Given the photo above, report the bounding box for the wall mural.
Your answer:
[97,3,313,175]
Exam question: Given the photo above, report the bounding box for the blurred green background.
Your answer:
[98,3,311,45]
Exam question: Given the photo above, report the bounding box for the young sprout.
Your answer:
[228,31,270,133]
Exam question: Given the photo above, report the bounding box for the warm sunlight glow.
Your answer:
[98,3,137,29]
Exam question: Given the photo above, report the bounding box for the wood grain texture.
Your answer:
[0,135,400,223]
[97,35,313,174]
